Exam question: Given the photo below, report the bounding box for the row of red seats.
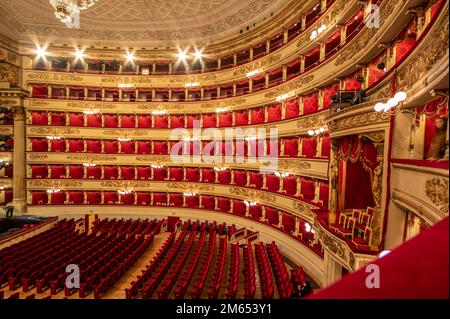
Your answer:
[255,242,275,299]
[266,241,294,299]
[207,236,227,299]
[243,243,256,299]
[29,136,328,158]
[225,243,240,298]
[190,229,217,298]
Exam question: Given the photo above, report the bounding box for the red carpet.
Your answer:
[311,217,449,299]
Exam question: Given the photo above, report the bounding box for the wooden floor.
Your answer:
[0,230,301,299]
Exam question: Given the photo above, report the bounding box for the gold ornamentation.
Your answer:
[425,178,449,214]
[28,154,49,160]
[28,180,83,188]
[66,102,118,110]
[27,73,83,82]
[167,182,215,192]
[29,127,81,135]
[0,62,20,84]
[101,76,152,84]
[327,110,390,131]
[232,54,282,76]
[102,129,148,137]
[229,187,276,203]
[66,154,117,161]
[296,112,327,129]
[277,159,312,170]
[100,181,152,188]
[264,74,314,99]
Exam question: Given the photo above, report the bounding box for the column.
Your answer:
[12,107,26,214]
[324,252,343,287]
[300,55,305,73]
[294,217,300,236]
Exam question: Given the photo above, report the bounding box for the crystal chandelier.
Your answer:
[49,0,99,24]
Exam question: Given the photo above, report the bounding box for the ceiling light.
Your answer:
[379,250,391,258]
[394,91,407,102]
[308,130,315,136]
[194,49,203,60]
[310,30,317,40]
[74,49,84,60]
[246,69,262,77]
[184,82,200,88]
[319,127,325,133]
[118,83,135,88]
[35,47,47,58]
[374,103,385,112]
[126,52,134,62]
[152,110,167,115]
[178,49,187,61]
[387,98,397,108]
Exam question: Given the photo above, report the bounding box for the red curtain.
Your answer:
[302,93,319,115]
[250,205,262,220]
[203,113,216,128]
[282,213,295,233]
[344,160,375,209]
[251,107,265,125]
[120,141,135,154]
[103,140,118,154]
[137,115,151,128]
[50,165,65,178]
[322,83,339,109]
[249,172,263,189]
[219,112,233,127]
[105,114,119,128]
[137,167,151,179]
[233,170,247,186]
[121,115,135,128]
[121,166,135,180]
[284,138,298,157]
[201,168,215,183]
[265,207,278,225]
[302,136,317,157]
[285,97,299,119]
[234,110,248,126]
[268,104,282,122]
[232,200,246,216]
[266,174,280,192]
[154,115,168,128]
[32,112,48,125]
[301,179,315,201]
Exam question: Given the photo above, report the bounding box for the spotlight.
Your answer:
[178,49,187,61]
[36,47,47,58]
[374,103,385,112]
[126,52,134,62]
[394,91,407,102]
[194,49,203,60]
[74,49,84,60]
[387,98,397,108]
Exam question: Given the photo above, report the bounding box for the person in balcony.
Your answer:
[426,117,448,160]
[3,202,14,218]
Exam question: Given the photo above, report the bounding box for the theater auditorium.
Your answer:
[0,0,448,300]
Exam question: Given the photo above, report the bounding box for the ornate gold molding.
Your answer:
[425,177,449,215]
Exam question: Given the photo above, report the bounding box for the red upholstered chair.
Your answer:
[266,174,280,192]
[86,114,101,127]
[336,217,356,238]
[68,139,84,152]
[282,213,295,233]
[301,136,317,158]
[153,193,167,206]
[185,168,200,182]
[202,195,215,210]
[68,191,84,204]
[136,115,151,128]
[283,176,298,196]
[185,195,199,208]
[120,141,135,154]
[219,112,233,127]
[121,192,135,205]
[352,226,373,249]
[68,113,84,127]
[169,193,183,207]
[251,107,265,125]
[265,207,279,225]
[104,114,119,128]
[31,165,48,178]
[249,172,263,189]
[104,140,118,154]
[50,165,66,178]
[217,197,230,212]
[285,97,299,119]
[104,191,118,205]
[137,167,151,180]
[232,200,246,216]
[169,167,183,181]
[302,93,319,115]
[153,167,168,181]
[32,191,48,205]
[31,138,48,152]
[249,205,262,220]
[69,165,84,179]
[137,141,151,154]
[86,139,102,153]
[86,166,101,179]
[136,192,151,205]
[31,112,48,125]
[319,183,329,208]
[50,112,66,126]
[103,166,118,179]
[153,141,168,155]
[86,191,101,204]
[233,170,247,187]
[154,115,169,128]
[267,104,282,122]
[201,168,215,183]
[50,139,66,152]
[234,110,249,126]
[283,138,298,157]
[321,136,330,158]
[170,115,185,128]
[218,170,231,184]
[203,113,217,128]
[300,179,315,201]
[186,115,201,128]
[50,192,66,205]
[121,115,135,128]
[120,166,135,180]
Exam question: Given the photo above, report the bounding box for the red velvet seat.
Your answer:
[322,83,338,110]
[31,138,48,152]
[218,170,231,184]
[301,136,317,158]
[285,97,299,119]
[50,112,66,126]
[232,200,246,216]
[31,112,48,125]
[169,193,183,207]
[202,195,215,210]
[233,170,247,186]
[104,140,118,154]
[217,197,230,212]
[234,110,249,126]
[283,138,299,157]
[137,141,151,154]
[32,191,48,205]
[201,168,215,183]
[50,139,66,152]
[185,195,199,208]
[153,167,167,181]
[68,113,84,127]
[153,193,167,206]
[120,166,135,180]
[266,174,280,192]
[218,112,233,127]
[104,114,119,128]
[68,191,84,204]
[137,115,151,128]
[68,139,84,153]
[86,114,102,127]
[170,115,185,128]
[267,104,282,122]
[154,115,168,128]
[185,168,200,182]
[169,167,183,181]
[283,176,298,196]
[50,191,66,205]
[69,165,84,179]
[137,167,151,180]
[86,166,101,179]
[265,207,279,225]
[321,135,330,158]
[300,178,315,201]
[121,115,135,128]
[153,141,168,155]
[251,107,265,125]
[202,113,216,128]
[120,192,135,205]
[282,213,295,233]
[249,172,263,189]
[249,205,262,220]
[136,192,151,205]
[319,182,329,208]
[120,141,135,154]
[302,93,318,115]
[31,165,48,178]
[86,139,102,153]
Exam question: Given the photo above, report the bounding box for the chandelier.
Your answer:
[49,0,99,24]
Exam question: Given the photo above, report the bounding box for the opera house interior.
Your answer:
[0,0,448,301]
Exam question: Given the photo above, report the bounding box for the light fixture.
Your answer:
[246,69,262,77]
[35,46,47,58]
[214,167,227,171]
[47,189,61,193]
[150,164,164,169]
[117,138,131,142]
[184,82,200,88]
[152,110,167,115]
[183,192,197,197]
[177,49,188,61]
[82,163,96,167]
[308,127,325,136]
[276,93,291,102]
[394,91,407,102]
[118,83,135,88]
[126,52,134,62]
[310,24,326,40]
[46,136,62,140]
[194,49,203,60]
[379,250,391,258]
[374,91,408,114]
[118,190,132,195]
[215,107,229,113]
[244,200,257,207]
[274,171,290,178]
[49,0,99,24]
[83,110,98,114]
[374,102,385,112]
[74,49,84,60]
